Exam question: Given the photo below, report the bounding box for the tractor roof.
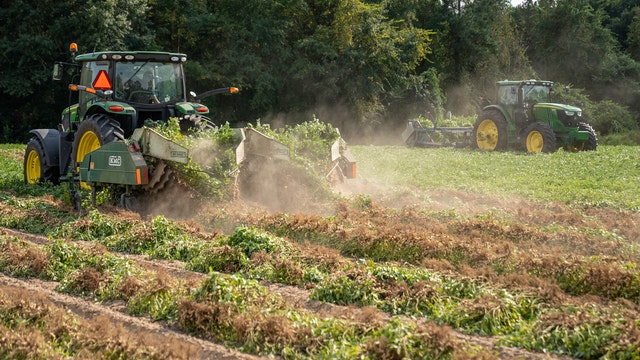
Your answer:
[497,80,553,87]
[74,51,187,63]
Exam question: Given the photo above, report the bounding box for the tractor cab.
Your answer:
[55,50,209,138]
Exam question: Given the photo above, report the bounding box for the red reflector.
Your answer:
[109,105,124,112]
[196,106,208,113]
[351,164,357,179]
[136,168,141,184]
[144,168,149,184]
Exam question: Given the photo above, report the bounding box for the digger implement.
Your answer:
[78,127,189,186]
[78,141,149,185]
[329,137,356,180]
[131,127,189,164]
[234,127,290,164]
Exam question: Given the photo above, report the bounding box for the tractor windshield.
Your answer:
[522,85,550,104]
[114,61,185,104]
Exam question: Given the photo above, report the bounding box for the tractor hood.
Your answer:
[533,103,582,115]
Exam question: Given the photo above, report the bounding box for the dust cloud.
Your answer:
[236,159,337,215]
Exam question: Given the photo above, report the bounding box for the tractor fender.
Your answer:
[175,102,208,116]
[482,105,510,122]
[28,129,60,168]
[88,101,137,117]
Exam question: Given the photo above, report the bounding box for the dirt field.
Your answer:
[1,176,638,359]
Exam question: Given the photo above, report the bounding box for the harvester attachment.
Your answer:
[234,127,290,164]
[75,126,189,211]
[130,127,189,164]
[327,136,356,184]
[402,121,472,148]
[78,127,188,187]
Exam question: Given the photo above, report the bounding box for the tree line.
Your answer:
[1,0,639,144]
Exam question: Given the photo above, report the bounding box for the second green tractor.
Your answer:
[474,79,597,153]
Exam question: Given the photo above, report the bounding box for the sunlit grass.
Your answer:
[351,145,640,211]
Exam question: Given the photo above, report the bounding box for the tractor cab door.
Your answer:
[77,61,110,124]
[497,85,518,121]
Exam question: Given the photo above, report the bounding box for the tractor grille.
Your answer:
[137,104,177,126]
[556,110,581,127]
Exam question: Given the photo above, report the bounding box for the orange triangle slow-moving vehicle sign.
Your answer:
[92,70,112,90]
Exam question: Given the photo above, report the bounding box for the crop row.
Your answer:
[1,195,639,358]
[0,280,205,360]
[0,230,464,359]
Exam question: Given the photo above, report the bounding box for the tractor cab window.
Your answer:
[498,86,518,106]
[114,61,185,104]
[78,61,109,119]
[523,85,550,104]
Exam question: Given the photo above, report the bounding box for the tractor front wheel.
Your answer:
[578,122,598,151]
[522,122,557,153]
[72,114,125,170]
[473,110,508,150]
[23,138,60,185]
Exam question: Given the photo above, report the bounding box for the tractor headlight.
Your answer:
[564,110,575,116]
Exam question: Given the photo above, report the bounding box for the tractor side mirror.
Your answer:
[52,63,63,81]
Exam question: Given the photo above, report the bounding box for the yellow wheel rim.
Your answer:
[526,130,544,153]
[76,130,101,190]
[565,144,584,152]
[476,119,499,150]
[25,149,41,184]
[76,130,101,164]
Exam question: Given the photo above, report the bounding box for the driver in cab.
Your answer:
[127,70,159,103]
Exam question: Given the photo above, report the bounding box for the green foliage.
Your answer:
[312,274,380,307]
[187,245,251,273]
[502,306,634,359]
[589,100,638,135]
[152,118,238,200]
[227,226,291,258]
[363,318,453,360]
[45,239,87,282]
[51,209,134,240]
[127,288,181,322]
[601,130,640,145]
[191,272,273,309]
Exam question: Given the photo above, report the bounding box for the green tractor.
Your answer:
[473,80,597,153]
[23,43,354,211]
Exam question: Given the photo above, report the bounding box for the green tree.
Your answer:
[0,0,154,143]
[172,0,434,136]
[627,7,640,60]
[438,0,533,115]
[519,0,616,88]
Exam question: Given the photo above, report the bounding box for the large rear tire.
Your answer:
[473,110,508,150]
[72,114,124,170]
[23,138,60,185]
[522,122,557,153]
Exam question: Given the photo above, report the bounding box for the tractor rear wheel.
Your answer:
[72,114,124,170]
[473,110,508,150]
[522,122,557,153]
[23,138,60,185]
